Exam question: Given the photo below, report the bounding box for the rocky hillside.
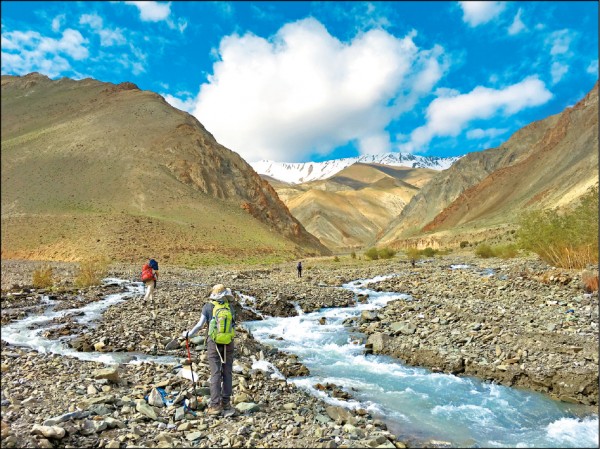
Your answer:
[265,163,437,251]
[1,73,330,264]
[378,82,599,248]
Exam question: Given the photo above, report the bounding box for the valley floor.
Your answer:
[0,255,598,448]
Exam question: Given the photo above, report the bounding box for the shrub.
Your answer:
[378,247,396,259]
[405,247,421,260]
[494,244,518,259]
[475,243,494,258]
[582,270,599,293]
[75,258,110,287]
[460,241,469,248]
[517,186,598,269]
[32,266,54,288]
[364,247,379,260]
[333,256,340,262]
[421,247,436,257]
[350,251,356,259]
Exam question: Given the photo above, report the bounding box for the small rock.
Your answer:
[31,424,66,440]
[93,367,121,384]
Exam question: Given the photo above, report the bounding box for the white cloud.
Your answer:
[1,28,89,78]
[466,127,509,140]
[508,8,526,35]
[124,1,171,22]
[80,13,126,46]
[192,18,447,162]
[52,14,66,32]
[401,76,552,152]
[459,1,506,27]
[587,59,599,76]
[162,93,196,113]
[551,62,569,85]
[548,29,573,56]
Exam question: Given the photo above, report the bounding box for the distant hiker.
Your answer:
[411,258,416,268]
[297,261,302,278]
[141,259,159,316]
[181,284,236,417]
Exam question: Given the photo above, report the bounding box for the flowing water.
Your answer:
[244,275,599,448]
[1,278,176,365]
[1,274,598,447]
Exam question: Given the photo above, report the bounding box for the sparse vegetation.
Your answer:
[460,241,469,248]
[378,247,396,259]
[475,243,518,259]
[32,265,54,288]
[333,256,340,262]
[405,246,451,259]
[75,258,110,287]
[582,270,599,293]
[517,186,598,269]
[364,247,379,260]
[350,251,356,259]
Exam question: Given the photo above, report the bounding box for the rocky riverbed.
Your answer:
[1,255,598,448]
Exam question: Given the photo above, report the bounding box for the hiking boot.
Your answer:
[207,405,222,416]
[222,402,233,411]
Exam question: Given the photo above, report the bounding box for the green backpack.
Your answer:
[208,300,235,344]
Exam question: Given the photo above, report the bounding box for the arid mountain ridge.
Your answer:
[1,73,330,264]
[261,82,598,252]
[378,81,599,249]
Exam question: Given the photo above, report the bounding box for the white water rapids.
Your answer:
[1,273,598,447]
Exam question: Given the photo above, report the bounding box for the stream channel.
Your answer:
[1,274,598,448]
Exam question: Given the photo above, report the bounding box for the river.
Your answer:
[1,274,597,448]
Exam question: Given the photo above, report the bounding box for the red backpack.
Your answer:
[141,264,154,282]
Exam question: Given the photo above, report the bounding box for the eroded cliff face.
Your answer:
[378,82,598,247]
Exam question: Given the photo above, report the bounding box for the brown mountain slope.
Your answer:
[1,73,330,264]
[378,82,598,248]
[422,82,599,233]
[266,163,436,251]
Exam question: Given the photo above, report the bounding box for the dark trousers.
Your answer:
[206,339,234,407]
[297,269,302,277]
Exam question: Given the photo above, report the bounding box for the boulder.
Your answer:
[31,425,66,440]
[366,333,391,353]
[93,367,120,384]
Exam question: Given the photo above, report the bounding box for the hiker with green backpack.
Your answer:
[181,284,236,417]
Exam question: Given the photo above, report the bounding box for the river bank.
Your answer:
[1,255,598,448]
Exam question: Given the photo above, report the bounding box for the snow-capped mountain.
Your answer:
[251,153,462,184]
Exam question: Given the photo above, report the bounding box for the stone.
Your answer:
[177,422,192,431]
[38,439,54,449]
[135,400,158,420]
[174,407,185,422]
[185,431,204,441]
[106,441,121,449]
[87,384,98,395]
[147,388,165,408]
[235,402,260,413]
[325,405,356,425]
[390,322,416,335]
[366,333,391,353]
[93,367,121,384]
[31,424,66,439]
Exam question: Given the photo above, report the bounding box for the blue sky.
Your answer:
[1,1,598,163]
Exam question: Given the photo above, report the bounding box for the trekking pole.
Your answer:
[185,332,199,410]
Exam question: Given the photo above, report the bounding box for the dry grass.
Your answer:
[32,265,54,288]
[582,270,599,293]
[75,258,110,287]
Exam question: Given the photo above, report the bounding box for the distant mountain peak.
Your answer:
[251,153,462,184]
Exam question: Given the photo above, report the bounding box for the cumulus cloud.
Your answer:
[163,93,196,113]
[80,13,126,47]
[548,29,573,56]
[1,28,88,77]
[551,62,569,85]
[192,18,447,162]
[51,14,66,33]
[124,1,171,22]
[459,1,506,27]
[587,59,598,76]
[508,8,526,35]
[466,127,508,140]
[400,76,552,152]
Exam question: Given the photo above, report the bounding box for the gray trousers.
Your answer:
[207,339,234,407]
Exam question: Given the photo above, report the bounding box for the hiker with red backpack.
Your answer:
[141,259,159,317]
[181,284,236,417]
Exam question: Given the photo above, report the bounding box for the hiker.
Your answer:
[297,261,302,278]
[141,258,159,306]
[181,284,235,416]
